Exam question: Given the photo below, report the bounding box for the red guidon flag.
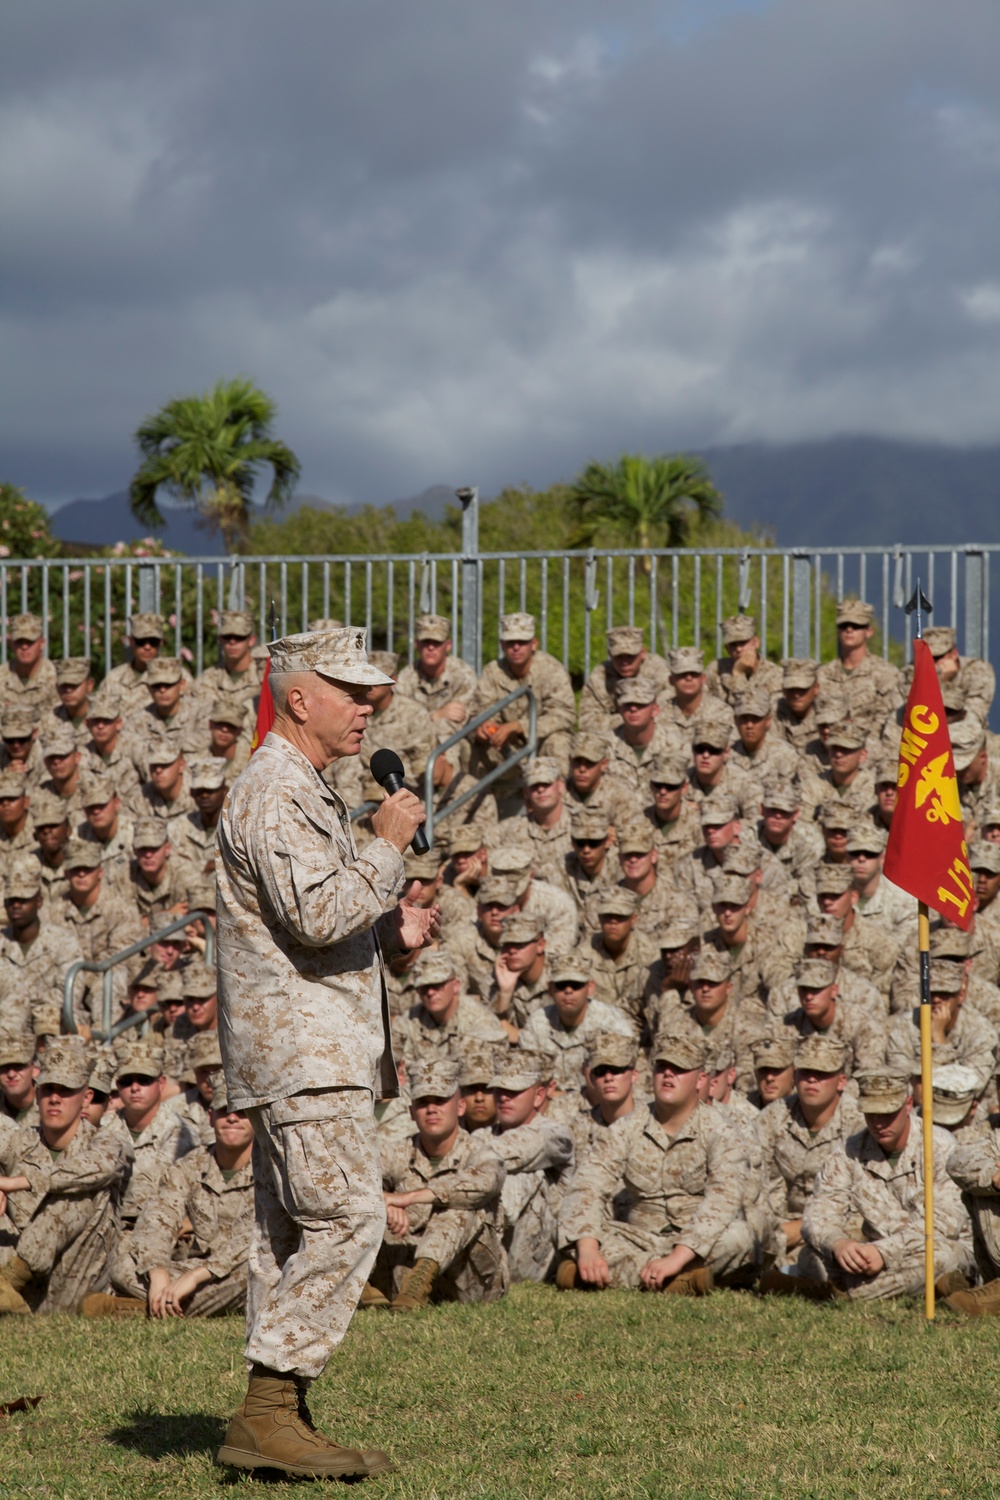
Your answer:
[883,637,973,929]
[250,657,275,753]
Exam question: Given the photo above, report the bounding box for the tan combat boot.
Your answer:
[0,1255,33,1315]
[945,1278,1000,1318]
[358,1280,390,1309]
[663,1266,714,1297]
[555,1259,578,1290]
[216,1368,369,1479]
[389,1257,440,1312]
[79,1292,147,1318]
[294,1378,394,1477]
[934,1270,970,1299]
[758,1266,842,1302]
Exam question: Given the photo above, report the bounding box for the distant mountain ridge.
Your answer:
[48,439,999,552]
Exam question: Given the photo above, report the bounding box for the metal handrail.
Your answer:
[61,908,216,1041]
[422,684,537,848]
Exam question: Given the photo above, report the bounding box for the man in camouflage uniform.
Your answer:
[557,1030,753,1293]
[605,678,685,792]
[816,599,902,739]
[191,610,263,718]
[953,716,1000,840]
[687,707,759,821]
[488,912,551,1036]
[170,757,227,879]
[215,625,434,1479]
[729,685,801,795]
[799,1071,974,1300]
[44,657,95,746]
[0,1027,39,1125]
[30,789,72,904]
[104,612,193,715]
[78,773,135,891]
[0,1036,130,1314]
[587,887,659,1032]
[133,745,197,831]
[945,1122,1000,1315]
[565,730,640,830]
[558,806,621,928]
[372,1058,506,1310]
[655,949,766,1094]
[774,958,887,1082]
[490,1057,574,1282]
[801,719,876,821]
[127,656,205,770]
[58,838,142,1025]
[392,948,508,1070]
[570,1032,643,1161]
[81,690,142,809]
[658,647,710,742]
[394,613,478,740]
[886,961,998,1098]
[0,770,36,881]
[0,857,85,1038]
[640,751,702,869]
[908,625,995,727]
[757,778,823,898]
[487,844,580,956]
[518,949,636,1099]
[497,756,575,888]
[705,614,783,708]
[129,819,198,931]
[106,1040,197,1237]
[773,659,822,755]
[578,626,672,734]
[616,819,696,938]
[0,613,58,716]
[446,876,518,1002]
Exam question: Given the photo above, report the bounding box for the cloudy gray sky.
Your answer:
[1,0,998,510]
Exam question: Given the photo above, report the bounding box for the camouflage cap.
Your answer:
[731,685,772,719]
[5,857,41,898]
[805,913,845,946]
[307,617,344,633]
[402,849,443,882]
[0,1027,35,1066]
[929,927,977,960]
[836,598,874,627]
[569,731,610,763]
[690,949,733,984]
[711,873,751,906]
[411,949,458,987]
[37,1036,91,1090]
[969,839,1000,874]
[188,1030,224,1069]
[819,802,856,831]
[55,656,92,685]
[928,959,964,996]
[129,612,166,638]
[615,677,658,706]
[268,627,395,687]
[499,612,536,642]
[0,707,35,738]
[690,713,731,750]
[115,1042,165,1080]
[794,1035,848,1073]
[931,1063,980,1125]
[489,846,534,878]
[368,650,399,679]
[721,843,762,877]
[570,806,611,840]
[446,824,486,856]
[617,822,654,855]
[648,752,689,785]
[127,960,160,992]
[40,726,78,759]
[414,612,452,642]
[209,1074,235,1113]
[86,689,121,721]
[218,609,253,636]
[476,876,518,909]
[652,1030,709,1071]
[596,886,637,917]
[922,626,957,658]
[760,778,800,812]
[458,1047,497,1088]
[181,961,217,998]
[721,614,757,645]
[548,949,592,985]
[939,680,967,713]
[856,1070,910,1113]
[950,715,987,771]
[606,625,644,656]
[782,658,818,689]
[80,773,116,805]
[700,794,738,826]
[64,837,102,871]
[30,789,71,826]
[499,913,543,945]
[522,756,561,786]
[795,957,837,989]
[586,1032,638,1070]
[88,1045,118,1096]
[145,656,184,685]
[707,1044,735,1073]
[188,757,228,790]
[658,916,701,950]
[189,881,217,916]
[872,756,899,786]
[846,826,888,855]
[159,970,184,1004]
[409,1058,461,1102]
[133,819,169,849]
[207,700,246,728]
[815,691,849,726]
[8,612,43,641]
[489,1060,543,1093]
[668,646,704,675]
[753,1037,797,1070]
[826,720,866,751]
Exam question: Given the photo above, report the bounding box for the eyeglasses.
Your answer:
[693,743,723,756]
[572,838,606,849]
[591,1065,630,1079]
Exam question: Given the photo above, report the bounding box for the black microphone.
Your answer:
[370,748,430,855]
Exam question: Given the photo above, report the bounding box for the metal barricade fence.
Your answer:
[3,537,995,685]
[62,910,216,1043]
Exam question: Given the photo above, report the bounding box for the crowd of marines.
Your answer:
[1,595,999,1322]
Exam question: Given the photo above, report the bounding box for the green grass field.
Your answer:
[1,1286,997,1499]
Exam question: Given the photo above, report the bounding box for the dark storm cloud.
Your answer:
[1,0,997,508]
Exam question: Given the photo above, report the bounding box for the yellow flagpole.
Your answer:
[918,900,935,1320]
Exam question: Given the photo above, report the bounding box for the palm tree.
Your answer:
[568,452,722,567]
[129,377,301,552]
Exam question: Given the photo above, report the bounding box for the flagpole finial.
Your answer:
[904,582,933,640]
[269,598,277,642]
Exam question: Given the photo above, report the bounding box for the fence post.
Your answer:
[138,562,157,614]
[792,552,812,658]
[965,549,985,659]
[457,487,479,670]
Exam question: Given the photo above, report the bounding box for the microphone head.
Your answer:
[370,748,405,786]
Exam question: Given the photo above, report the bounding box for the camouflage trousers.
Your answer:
[372,1207,508,1305]
[797,1239,977,1301]
[244,1087,386,1380]
[503,1178,559,1284]
[111,1237,247,1316]
[583,1216,757,1289]
[1,1193,118,1313]
[965,1195,1000,1278]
